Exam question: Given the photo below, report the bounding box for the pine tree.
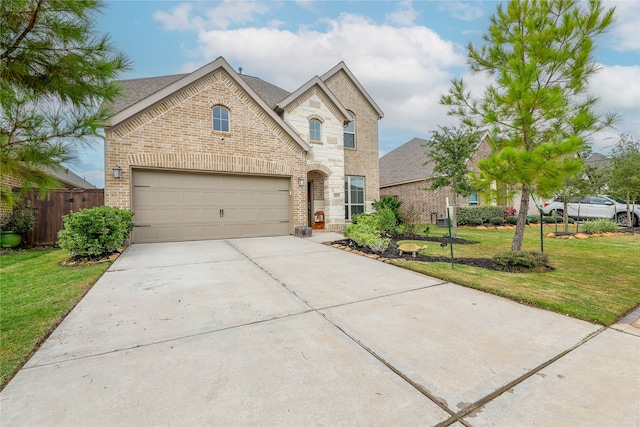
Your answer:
[1,0,129,208]
[441,0,617,251]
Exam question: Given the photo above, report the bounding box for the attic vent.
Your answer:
[238,67,243,74]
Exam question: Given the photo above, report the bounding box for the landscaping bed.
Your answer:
[331,234,542,272]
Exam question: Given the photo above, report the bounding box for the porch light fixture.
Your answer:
[298,177,305,187]
[112,164,122,179]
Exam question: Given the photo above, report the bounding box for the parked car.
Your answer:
[542,195,639,227]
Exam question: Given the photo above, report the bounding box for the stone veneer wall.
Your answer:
[104,68,308,231]
[323,70,380,216]
[284,88,346,229]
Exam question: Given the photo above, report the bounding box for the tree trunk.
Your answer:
[511,188,530,251]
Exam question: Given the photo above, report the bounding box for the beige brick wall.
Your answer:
[324,70,380,213]
[380,180,470,224]
[105,68,308,230]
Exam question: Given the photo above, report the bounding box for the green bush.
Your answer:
[542,215,574,224]
[469,218,483,226]
[457,206,507,225]
[493,251,549,272]
[376,207,401,237]
[343,213,390,254]
[581,219,619,234]
[490,216,505,225]
[505,216,518,225]
[528,215,539,224]
[373,196,403,224]
[58,206,135,258]
[1,201,36,233]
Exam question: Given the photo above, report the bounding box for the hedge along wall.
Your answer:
[457,206,507,225]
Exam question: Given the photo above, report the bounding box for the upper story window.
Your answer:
[344,110,355,149]
[309,119,321,142]
[212,106,229,132]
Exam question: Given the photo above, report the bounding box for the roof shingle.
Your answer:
[379,137,434,187]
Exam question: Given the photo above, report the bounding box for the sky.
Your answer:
[74,0,640,188]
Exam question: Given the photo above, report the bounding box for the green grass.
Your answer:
[394,226,640,326]
[0,249,110,389]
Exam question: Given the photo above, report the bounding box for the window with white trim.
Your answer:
[469,191,479,206]
[345,176,365,219]
[309,118,321,142]
[344,110,355,148]
[212,106,229,132]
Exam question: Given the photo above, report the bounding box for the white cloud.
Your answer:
[438,1,484,22]
[154,1,271,31]
[385,0,419,26]
[588,63,640,152]
[607,0,640,51]
[187,12,466,145]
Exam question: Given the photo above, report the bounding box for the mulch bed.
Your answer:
[331,234,509,271]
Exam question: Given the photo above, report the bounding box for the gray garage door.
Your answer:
[132,169,291,243]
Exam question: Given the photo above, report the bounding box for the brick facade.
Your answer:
[104,58,382,237]
[105,68,308,230]
[324,70,381,213]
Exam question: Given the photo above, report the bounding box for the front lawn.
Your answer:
[394,226,640,326]
[0,249,110,390]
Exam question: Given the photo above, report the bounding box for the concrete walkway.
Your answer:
[1,234,638,426]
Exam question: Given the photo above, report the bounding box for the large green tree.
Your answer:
[1,0,129,208]
[608,134,640,226]
[425,125,479,238]
[442,0,617,251]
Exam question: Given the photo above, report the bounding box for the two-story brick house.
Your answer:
[104,57,383,243]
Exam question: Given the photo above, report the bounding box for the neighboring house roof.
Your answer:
[321,61,384,119]
[276,76,352,125]
[104,57,309,152]
[46,167,97,189]
[585,152,610,169]
[379,138,432,187]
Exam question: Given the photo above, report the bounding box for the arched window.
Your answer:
[344,111,355,148]
[309,119,321,142]
[212,106,229,132]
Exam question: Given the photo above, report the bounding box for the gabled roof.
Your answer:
[109,73,187,117]
[379,138,432,187]
[321,61,384,119]
[585,152,611,170]
[105,57,309,151]
[240,74,290,109]
[276,76,352,125]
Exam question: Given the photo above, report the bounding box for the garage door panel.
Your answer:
[132,170,291,243]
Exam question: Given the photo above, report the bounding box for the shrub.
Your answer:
[528,215,539,224]
[469,218,483,226]
[376,207,400,237]
[493,251,549,272]
[505,216,518,225]
[399,205,420,235]
[457,206,507,225]
[504,206,517,217]
[373,196,403,224]
[58,206,135,258]
[542,215,559,223]
[490,216,505,225]
[581,219,619,234]
[343,213,390,254]
[1,201,36,233]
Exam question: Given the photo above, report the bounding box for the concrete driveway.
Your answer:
[1,234,639,426]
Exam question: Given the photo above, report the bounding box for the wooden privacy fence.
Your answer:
[26,189,104,246]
